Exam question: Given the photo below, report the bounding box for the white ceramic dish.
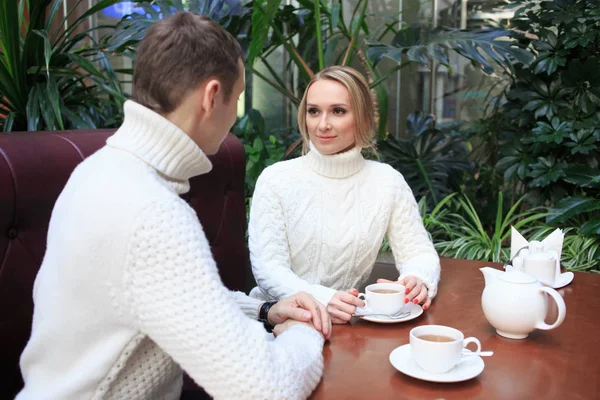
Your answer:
[358,302,423,324]
[548,271,574,289]
[389,344,485,383]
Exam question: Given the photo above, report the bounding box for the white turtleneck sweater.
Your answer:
[17,101,324,400]
[248,145,440,306]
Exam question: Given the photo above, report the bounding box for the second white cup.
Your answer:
[410,325,481,374]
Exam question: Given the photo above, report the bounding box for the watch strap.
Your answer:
[258,301,278,323]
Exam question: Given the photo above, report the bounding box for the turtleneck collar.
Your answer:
[304,141,365,178]
[106,101,212,193]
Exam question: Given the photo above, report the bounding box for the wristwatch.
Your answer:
[258,301,278,332]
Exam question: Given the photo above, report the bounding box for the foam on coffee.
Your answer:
[371,289,400,294]
[417,334,455,343]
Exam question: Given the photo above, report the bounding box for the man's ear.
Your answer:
[202,79,221,116]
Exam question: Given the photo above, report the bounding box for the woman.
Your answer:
[248,66,440,324]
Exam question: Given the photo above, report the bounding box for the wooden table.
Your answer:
[310,258,600,400]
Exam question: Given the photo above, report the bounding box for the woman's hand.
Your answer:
[273,320,317,338]
[376,276,432,310]
[327,289,365,324]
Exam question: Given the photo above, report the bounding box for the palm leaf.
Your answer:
[367,25,534,75]
[1,0,126,131]
[248,0,283,66]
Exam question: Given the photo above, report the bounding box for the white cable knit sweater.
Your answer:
[17,101,324,400]
[248,145,440,306]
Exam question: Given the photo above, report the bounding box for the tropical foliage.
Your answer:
[247,0,533,141]
[528,226,600,272]
[378,112,472,207]
[0,0,125,132]
[103,0,531,197]
[101,0,242,55]
[103,0,532,142]
[492,0,600,236]
[433,192,549,263]
[232,108,296,197]
[381,192,599,272]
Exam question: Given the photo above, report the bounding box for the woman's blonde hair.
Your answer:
[297,65,375,154]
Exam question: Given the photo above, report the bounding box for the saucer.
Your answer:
[548,271,574,289]
[389,344,484,383]
[358,302,423,324]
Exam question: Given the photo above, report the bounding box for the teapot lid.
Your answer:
[499,270,537,284]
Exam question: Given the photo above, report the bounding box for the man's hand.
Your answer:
[267,291,331,339]
[376,276,432,310]
[327,289,365,324]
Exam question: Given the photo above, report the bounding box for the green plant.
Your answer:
[380,192,600,272]
[528,226,600,272]
[494,0,600,235]
[232,108,295,197]
[419,193,456,242]
[378,112,472,206]
[434,192,549,262]
[248,0,392,139]
[547,196,600,236]
[102,0,242,55]
[379,193,455,254]
[0,0,125,132]
[247,0,533,142]
[366,24,533,76]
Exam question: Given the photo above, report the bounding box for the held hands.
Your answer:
[268,291,331,339]
[377,276,432,310]
[327,289,365,324]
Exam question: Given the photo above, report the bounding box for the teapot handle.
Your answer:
[535,287,566,331]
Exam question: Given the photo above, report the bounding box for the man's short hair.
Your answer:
[132,12,243,114]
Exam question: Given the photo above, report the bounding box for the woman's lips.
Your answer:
[317,135,337,142]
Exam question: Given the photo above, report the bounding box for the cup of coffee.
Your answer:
[357,283,405,315]
[410,325,481,374]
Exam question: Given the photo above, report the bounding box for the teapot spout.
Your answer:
[480,267,502,287]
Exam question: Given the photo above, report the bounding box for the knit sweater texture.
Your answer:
[17,101,324,400]
[248,144,440,305]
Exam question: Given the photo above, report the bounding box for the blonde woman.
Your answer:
[248,65,441,324]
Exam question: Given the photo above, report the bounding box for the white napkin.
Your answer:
[510,226,564,261]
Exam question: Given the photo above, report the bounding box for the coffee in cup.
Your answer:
[371,289,401,294]
[410,325,482,374]
[357,283,405,315]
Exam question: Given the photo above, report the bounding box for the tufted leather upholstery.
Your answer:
[0,130,248,399]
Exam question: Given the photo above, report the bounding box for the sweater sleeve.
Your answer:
[386,172,441,298]
[229,291,262,320]
[248,173,337,306]
[124,200,325,400]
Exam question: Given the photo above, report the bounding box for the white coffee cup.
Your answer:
[357,283,405,315]
[410,325,482,374]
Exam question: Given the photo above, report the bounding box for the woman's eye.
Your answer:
[333,108,346,115]
[308,108,319,115]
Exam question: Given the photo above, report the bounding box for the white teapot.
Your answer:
[480,267,566,339]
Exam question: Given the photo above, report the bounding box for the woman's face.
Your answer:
[305,79,356,155]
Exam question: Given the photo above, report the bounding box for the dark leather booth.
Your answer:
[0,130,248,399]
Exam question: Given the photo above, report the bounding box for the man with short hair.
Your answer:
[17,12,329,400]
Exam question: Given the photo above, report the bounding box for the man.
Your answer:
[17,12,329,400]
